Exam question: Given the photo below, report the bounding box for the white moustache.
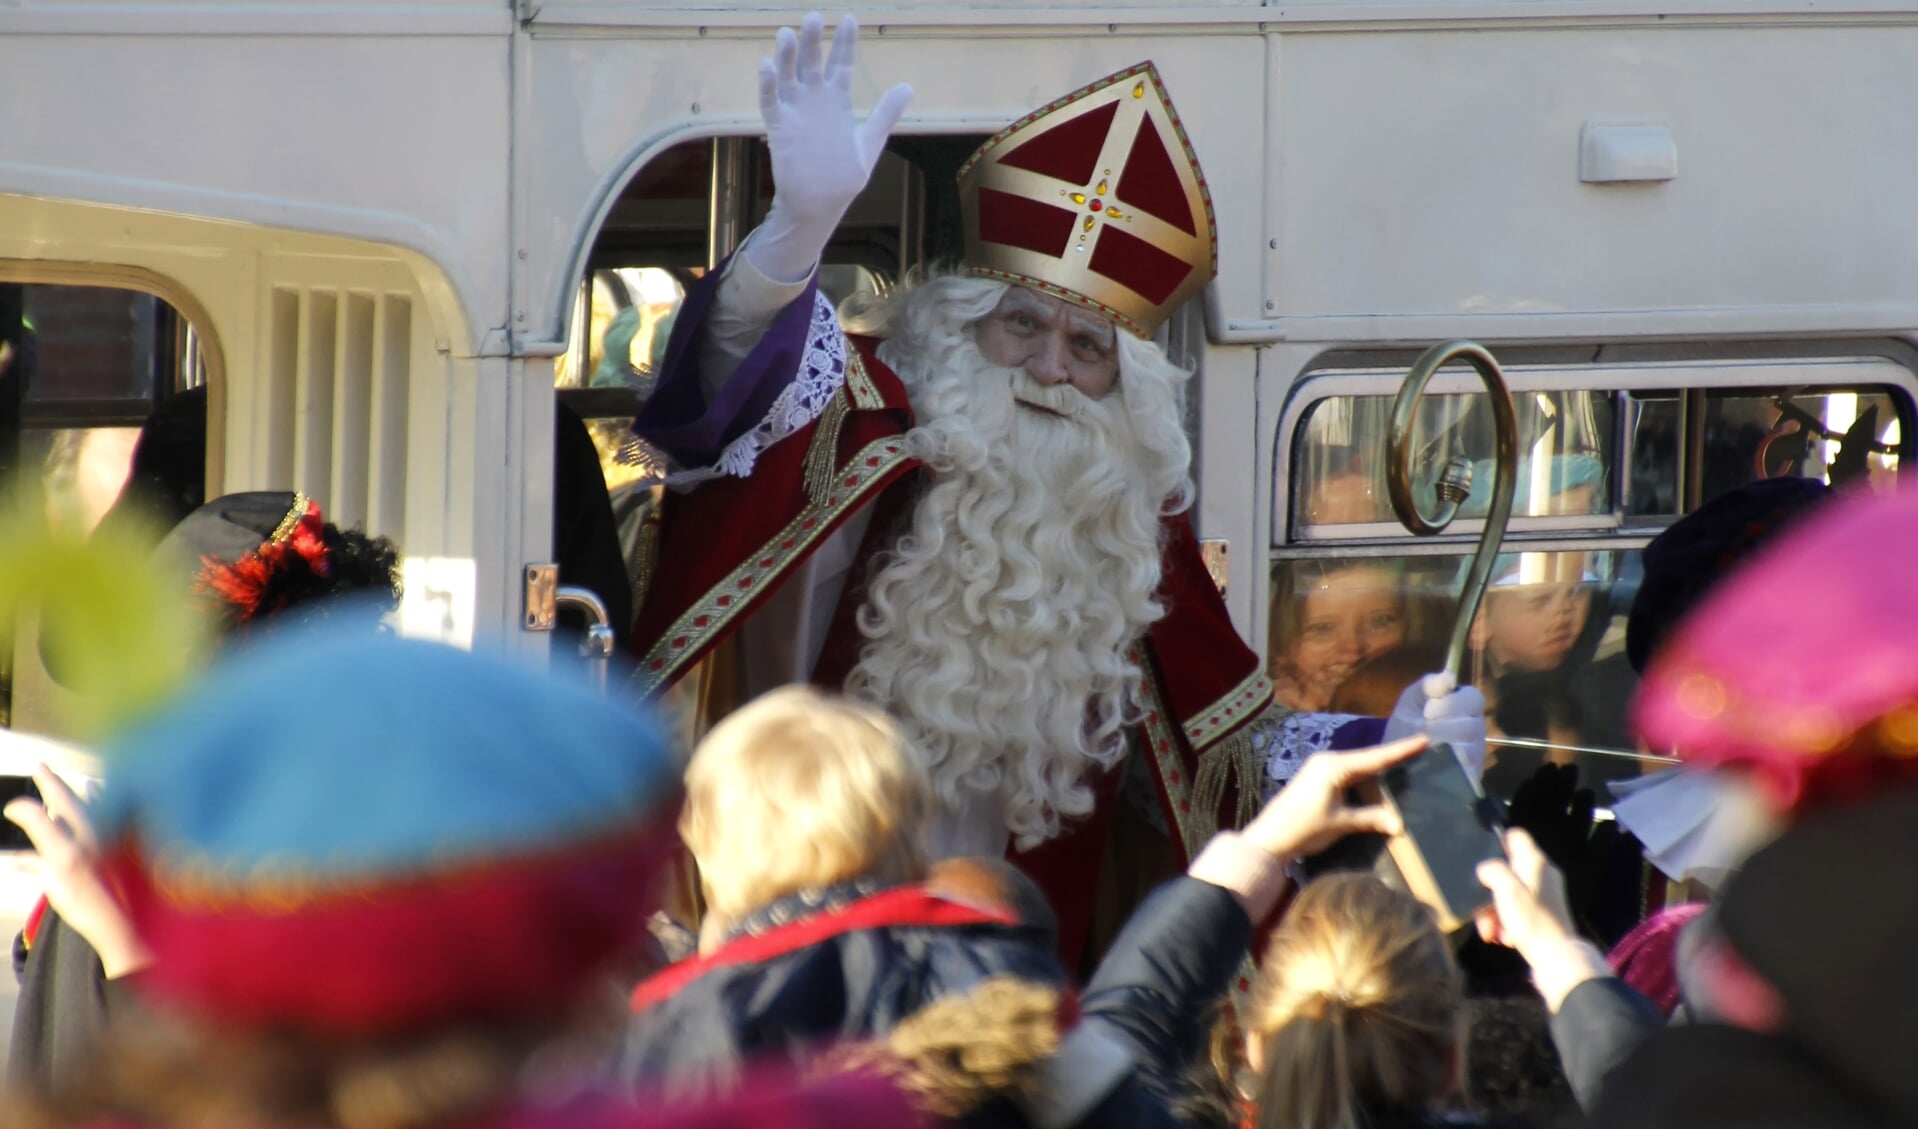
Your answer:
[1009,373,1090,420]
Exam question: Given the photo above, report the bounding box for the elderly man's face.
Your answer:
[973,287,1121,399]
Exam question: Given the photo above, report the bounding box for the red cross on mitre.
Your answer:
[957,62,1218,339]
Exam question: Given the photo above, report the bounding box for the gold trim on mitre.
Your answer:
[957,62,1218,339]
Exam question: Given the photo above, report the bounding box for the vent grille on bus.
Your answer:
[265,286,411,538]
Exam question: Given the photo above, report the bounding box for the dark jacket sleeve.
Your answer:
[1548,975,1665,1112]
[1079,876,1252,1094]
[7,910,112,1093]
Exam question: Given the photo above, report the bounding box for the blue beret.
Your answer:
[93,626,677,884]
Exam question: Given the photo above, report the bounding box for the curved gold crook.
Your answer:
[1385,340,1519,686]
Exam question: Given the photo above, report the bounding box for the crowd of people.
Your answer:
[7,473,1912,1129]
[1,11,1913,1129]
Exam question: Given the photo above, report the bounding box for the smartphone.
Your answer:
[0,775,39,851]
[1367,741,1507,932]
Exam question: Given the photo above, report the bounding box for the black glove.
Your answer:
[1505,762,1595,876]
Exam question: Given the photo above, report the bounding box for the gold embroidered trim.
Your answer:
[803,389,853,509]
[630,434,913,696]
[844,344,885,410]
[1184,670,1274,751]
[628,486,665,625]
[1189,725,1264,848]
[269,493,313,544]
[1228,954,1258,1030]
[1132,642,1203,858]
[144,822,656,914]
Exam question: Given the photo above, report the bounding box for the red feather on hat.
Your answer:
[196,499,331,622]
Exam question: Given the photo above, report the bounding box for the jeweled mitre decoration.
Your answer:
[957,62,1218,338]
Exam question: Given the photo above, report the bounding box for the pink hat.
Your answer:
[1608,902,1708,1016]
[1632,485,1918,811]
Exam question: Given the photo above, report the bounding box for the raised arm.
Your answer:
[1476,828,1660,1111]
[636,13,910,470]
[1083,738,1428,1094]
[742,13,911,295]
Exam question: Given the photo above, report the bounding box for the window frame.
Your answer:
[0,267,222,730]
[1272,352,1918,558]
[0,261,225,483]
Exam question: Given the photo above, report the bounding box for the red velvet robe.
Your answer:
[627,335,1282,958]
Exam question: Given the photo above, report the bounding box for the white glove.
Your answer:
[1382,672,1488,783]
[745,13,914,284]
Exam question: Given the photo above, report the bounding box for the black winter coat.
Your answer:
[617,883,1065,1096]
[618,876,1254,1129]
[9,907,124,1093]
[1080,875,1252,1106]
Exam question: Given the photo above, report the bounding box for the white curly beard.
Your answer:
[843,279,1193,853]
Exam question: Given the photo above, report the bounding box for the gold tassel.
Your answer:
[627,486,665,620]
[1187,710,1292,854]
[802,390,852,509]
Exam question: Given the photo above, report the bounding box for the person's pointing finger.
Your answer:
[1328,735,1428,786]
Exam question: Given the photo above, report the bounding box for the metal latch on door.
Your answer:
[524,564,617,691]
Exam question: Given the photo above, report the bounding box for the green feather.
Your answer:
[0,507,208,742]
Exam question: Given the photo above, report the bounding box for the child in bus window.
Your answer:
[1327,643,1452,720]
[1305,469,1388,525]
[1462,556,1609,788]
[1470,556,1596,678]
[1268,560,1409,712]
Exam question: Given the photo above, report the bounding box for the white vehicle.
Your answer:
[0,1,1908,782]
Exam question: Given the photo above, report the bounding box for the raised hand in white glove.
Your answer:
[745,12,914,284]
[1382,671,1488,783]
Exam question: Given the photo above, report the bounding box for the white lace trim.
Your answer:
[1258,712,1367,798]
[663,290,847,489]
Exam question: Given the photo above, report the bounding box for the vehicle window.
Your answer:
[1295,389,1614,530]
[1627,386,1903,513]
[1272,358,1912,799]
[1267,547,1649,802]
[0,280,206,730]
[1709,387,1902,493]
[819,263,889,312]
[566,138,941,598]
[555,268,687,395]
[11,283,203,531]
[555,266,691,491]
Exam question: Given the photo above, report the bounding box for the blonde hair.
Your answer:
[1248,874,1464,1129]
[821,977,1062,1118]
[681,686,932,918]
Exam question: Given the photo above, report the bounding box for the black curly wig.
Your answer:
[198,523,401,637]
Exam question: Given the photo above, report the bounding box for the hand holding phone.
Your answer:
[1475,828,1579,957]
[1367,740,1508,932]
[1241,736,1428,862]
